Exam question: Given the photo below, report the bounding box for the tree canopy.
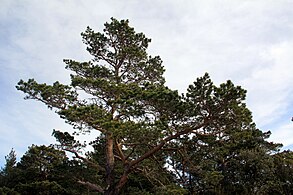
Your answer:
[0,18,292,194]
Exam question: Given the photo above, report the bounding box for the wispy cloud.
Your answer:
[242,42,293,125]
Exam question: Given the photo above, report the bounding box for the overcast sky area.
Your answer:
[1,0,293,166]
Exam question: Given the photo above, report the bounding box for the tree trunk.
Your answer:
[104,167,130,195]
[105,133,115,194]
[114,171,129,194]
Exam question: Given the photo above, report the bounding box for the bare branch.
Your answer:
[77,180,104,193]
[115,139,126,162]
[64,148,104,171]
[125,145,137,161]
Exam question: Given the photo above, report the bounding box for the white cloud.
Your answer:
[241,42,293,128]
[269,123,293,146]
[1,0,293,164]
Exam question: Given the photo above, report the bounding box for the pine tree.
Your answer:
[16,18,292,194]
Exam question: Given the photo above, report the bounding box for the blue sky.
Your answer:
[1,0,293,166]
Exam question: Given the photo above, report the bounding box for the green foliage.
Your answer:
[17,145,68,182]
[0,186,20,195]
[270,150,293,194]
[16,79,78,110]
[154,184,188,195]
[0,145,100,194]
[14,181,67,195]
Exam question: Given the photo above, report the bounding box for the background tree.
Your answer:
[0,149,18,189]
[270,150,293,194]
[0,145,99,194]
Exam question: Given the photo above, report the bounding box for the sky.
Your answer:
[1,0,293,166]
